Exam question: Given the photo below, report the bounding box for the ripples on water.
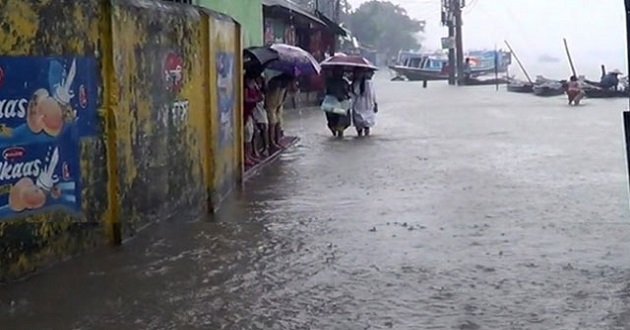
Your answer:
[1,81,630,329]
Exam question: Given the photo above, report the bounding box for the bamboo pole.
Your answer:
[563,38,577,77]
[503,40,532,84]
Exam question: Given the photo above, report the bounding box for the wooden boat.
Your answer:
[506,80,534,93]
[583,88,629,98]
[533,83,565,97]
[388,52,450,81]
[463,77,509,86]
[389,50,512,82]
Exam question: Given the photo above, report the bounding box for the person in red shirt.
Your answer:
[252,76,270,156]
[244,75,263,166]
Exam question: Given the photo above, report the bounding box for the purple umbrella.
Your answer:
[266,43,321,77]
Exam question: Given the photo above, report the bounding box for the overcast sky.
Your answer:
[347,0,627,77]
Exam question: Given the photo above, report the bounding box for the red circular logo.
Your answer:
[79,84,88,108]
[3,147,25,162]
[164,53,184,93]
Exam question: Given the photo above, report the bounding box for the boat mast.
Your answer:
[503,40,533,84]
[563,38,577,77]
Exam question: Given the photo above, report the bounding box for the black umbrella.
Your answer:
[244,46,279,76]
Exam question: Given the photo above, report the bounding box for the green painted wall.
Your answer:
[197,0,263,47]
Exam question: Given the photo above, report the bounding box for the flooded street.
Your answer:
[2,77,630,329]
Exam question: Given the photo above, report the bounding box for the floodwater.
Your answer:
[2,77,630,329]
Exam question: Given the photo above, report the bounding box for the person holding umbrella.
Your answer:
[351,68,378,136]
[322,67,352,137]
[264,43,321,146]
[320,54,379,137]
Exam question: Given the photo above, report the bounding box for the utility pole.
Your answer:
[332,0,341,54]
[442,0,456,85]
[448,24,456,85]
[453,0,465,85]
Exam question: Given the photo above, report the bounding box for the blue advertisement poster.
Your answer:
[0,138,80,217]
[216,52,235,148]
[0,56,98,219]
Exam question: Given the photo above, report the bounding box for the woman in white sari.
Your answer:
[351,68,378,136]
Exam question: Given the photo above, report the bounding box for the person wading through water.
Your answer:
[323,67,352,137]
[566,75,585,106]
[351,68,378,136]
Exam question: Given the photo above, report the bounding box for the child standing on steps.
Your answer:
[244,75,264,166]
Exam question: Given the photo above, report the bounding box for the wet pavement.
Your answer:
[2,77,630,329]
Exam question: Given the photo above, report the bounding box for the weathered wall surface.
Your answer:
[0,0,107,281]
[207,11,243,210]
[110,0,210,238]
[0,0,244,282]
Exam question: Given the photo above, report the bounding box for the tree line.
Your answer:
[293,0,426,59]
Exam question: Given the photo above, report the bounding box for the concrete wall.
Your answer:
[197,0,263,47]
[207,10,244,208]
[0,0,243,282]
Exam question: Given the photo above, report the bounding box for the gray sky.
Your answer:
[347,0,627,78]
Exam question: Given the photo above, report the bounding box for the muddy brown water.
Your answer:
[1,78,630,329]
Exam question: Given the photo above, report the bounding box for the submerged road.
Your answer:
[2,77,630,329]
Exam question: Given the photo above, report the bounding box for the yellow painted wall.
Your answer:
[206,10,244,211]
[0,0,243,282]
[0,0,108,282]
[109,0,211,237]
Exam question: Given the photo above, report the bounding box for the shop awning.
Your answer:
[314,10,347,37]
[262,0,327,26]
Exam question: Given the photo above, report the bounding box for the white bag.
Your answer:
[320,95,350,115]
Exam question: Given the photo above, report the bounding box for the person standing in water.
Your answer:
[243,75,264,165]
[462,57,472,84]
[351,68,378,136]
[324,67,352,137]
[599,69,622,90]
[566,75,585,106]
[265,73,293,149]
[252,76,270,156]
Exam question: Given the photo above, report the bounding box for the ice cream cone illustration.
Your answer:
[36,147,60,192]
[53,59,77,123]
[54,59,75,105]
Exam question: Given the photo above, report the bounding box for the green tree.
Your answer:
[344,1,425,57]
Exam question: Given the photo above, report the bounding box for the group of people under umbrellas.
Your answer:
[243,43,321,167]
[243,44,380,166]
[320,54,379,138]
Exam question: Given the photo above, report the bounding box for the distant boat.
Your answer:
[389,50,512,81]
[537,54,560,63]
[506,79,534,93]
[463,77,510,86]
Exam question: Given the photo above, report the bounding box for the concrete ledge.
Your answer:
[243,136,300,181]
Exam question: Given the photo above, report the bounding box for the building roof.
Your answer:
[262,0,346,36]
[315,10,347,37]
[262,0,326,26]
